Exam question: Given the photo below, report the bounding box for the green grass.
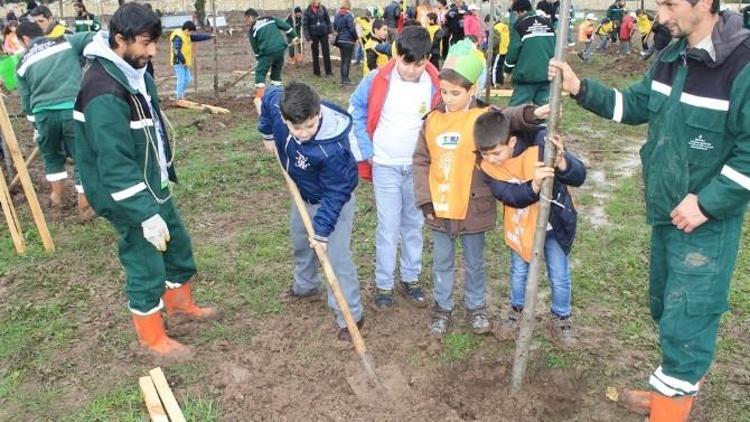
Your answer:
[442,333,481,362]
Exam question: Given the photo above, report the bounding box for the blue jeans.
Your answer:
[509,231,572,317]
[174,64,192,99]
[290,195,363,328]
[373,163,423,290]
[432,230,486,312]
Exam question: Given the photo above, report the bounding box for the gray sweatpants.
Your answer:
[290,194,363,328]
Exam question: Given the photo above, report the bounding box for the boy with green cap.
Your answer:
[504,0,556,106]
[413,39,546,336]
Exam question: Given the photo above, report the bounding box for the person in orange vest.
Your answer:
[412,39,547,336]
[474,110,586,348]
[577,13,596,62]
[169,21,212,100]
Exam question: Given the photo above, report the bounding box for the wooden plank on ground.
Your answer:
[149,367,186,422]
[490,89,514,97]
[9,146,39,191]
[139,376,169,422]
[174,99,230,115]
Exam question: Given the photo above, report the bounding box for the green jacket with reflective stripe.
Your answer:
[574,13,750,225]
[248,16,297,58]
[17,32,94,115]
[503,13,555,83]
[74,56,176,226]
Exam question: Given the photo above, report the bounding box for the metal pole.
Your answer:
[484,0,496,100]
[510,0,571,393]
[211,0,218,95]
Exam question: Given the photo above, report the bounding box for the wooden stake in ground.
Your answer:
[510,0,571,392]
[0,161,25,254]
[9,146,39,191]
[0,95,54,252]
[211,0,219,95]
[484,0,496,101]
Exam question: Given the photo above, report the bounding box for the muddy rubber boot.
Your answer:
[163,283,218,319]
[49,180,65,207]
[649,394,694,422]
[617,389,652,415]
[77,193,96,221]
[132,312,191,357]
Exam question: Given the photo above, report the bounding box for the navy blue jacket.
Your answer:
[258,86,358,241]
[333,9,358,45]
[485,127,586,255]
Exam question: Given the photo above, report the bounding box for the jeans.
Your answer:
[290,195,363,328]
[621,39,631,54]
[596,36,609,51]
[373,163,423,290]
[174,64,192,99]
[508,231,572,317]
[354,41,363,63]
[432,230,486,312]
[338,43,354,83]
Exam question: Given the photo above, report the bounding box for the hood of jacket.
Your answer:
[312,101,353,143]
[661,11,750,67]
[83,31,149,96]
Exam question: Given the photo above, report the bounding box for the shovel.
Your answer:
[274,150,412,405]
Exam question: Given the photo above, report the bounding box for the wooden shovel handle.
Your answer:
[275,151,368,357]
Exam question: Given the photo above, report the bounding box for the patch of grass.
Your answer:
[181,393,220,422]
[66,384,144,422]
[442,333,481,362]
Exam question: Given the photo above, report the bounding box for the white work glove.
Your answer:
[141,214,170,252]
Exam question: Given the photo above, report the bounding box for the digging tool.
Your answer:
[273,149,411,404]
[9,146,38,191]
[510,0,571,393]
[219,65,256,92]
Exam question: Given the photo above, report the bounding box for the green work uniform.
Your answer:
[74,33,196,315]
[504,13,555,106]
[17,32,94,190]
[573,13,750,396]
[74,13,101,32]
[248,16,298,87]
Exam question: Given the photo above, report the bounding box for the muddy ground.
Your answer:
[1,32,747,422]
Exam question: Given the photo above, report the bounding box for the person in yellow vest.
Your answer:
[170,21,212,100]
[355,11,372,65]
[362,19,390,74]
[596,17,614,51]
[636,9,653,53]
[491,18,510,86]
[29,5,72,38]
[412,39,547,336]
[474,110,586,348]
[426,12,445,68]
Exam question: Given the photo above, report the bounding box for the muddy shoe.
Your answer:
[429,305,451,337]
[551,314,577,349]
[496,307,522,340]
[374,288,394,309]
[285,285,323,301]
[468,307,491,335]
[337,317,365,342]
[396,281,428,307]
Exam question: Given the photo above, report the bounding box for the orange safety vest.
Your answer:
[424,107,486,220]
[481,146,540,262]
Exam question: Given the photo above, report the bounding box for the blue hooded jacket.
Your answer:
[258,86,358,241]
[485,127,586,255]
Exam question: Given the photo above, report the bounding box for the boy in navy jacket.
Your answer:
[474,110,585,348]
[258,82,363,342]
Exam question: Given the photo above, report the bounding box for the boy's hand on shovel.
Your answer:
[309,238,328,251]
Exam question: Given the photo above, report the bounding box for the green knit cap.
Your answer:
[442,39,485,85]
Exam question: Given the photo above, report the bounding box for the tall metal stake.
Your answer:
[484,0,496,100]
[510,0,571,392]
[211,0,218,95]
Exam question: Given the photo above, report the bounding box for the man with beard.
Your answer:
[73,3,216,357]
[550,2,750,420]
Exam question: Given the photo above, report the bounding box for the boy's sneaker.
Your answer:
[337,317,366,342]
[496,307,523,340]
[550,314,577,349]
[374,288,394,309]
[429,305,451,337]
[468,308,491,335]
[285,285,323,301]
[396,281,428,308]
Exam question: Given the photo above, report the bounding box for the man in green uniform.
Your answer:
[73,2,101,33]
[504,0,555,106]
[550,3,750,421]
[606,0,626,43]
[244,8,299,100]
[16,19,94,218]
[74,3,216,357]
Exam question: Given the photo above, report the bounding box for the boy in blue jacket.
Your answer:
[474,110,586,348]
[258,82,364,342]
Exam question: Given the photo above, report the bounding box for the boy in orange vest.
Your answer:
[412,39,546,336]
[474,111,586,348]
